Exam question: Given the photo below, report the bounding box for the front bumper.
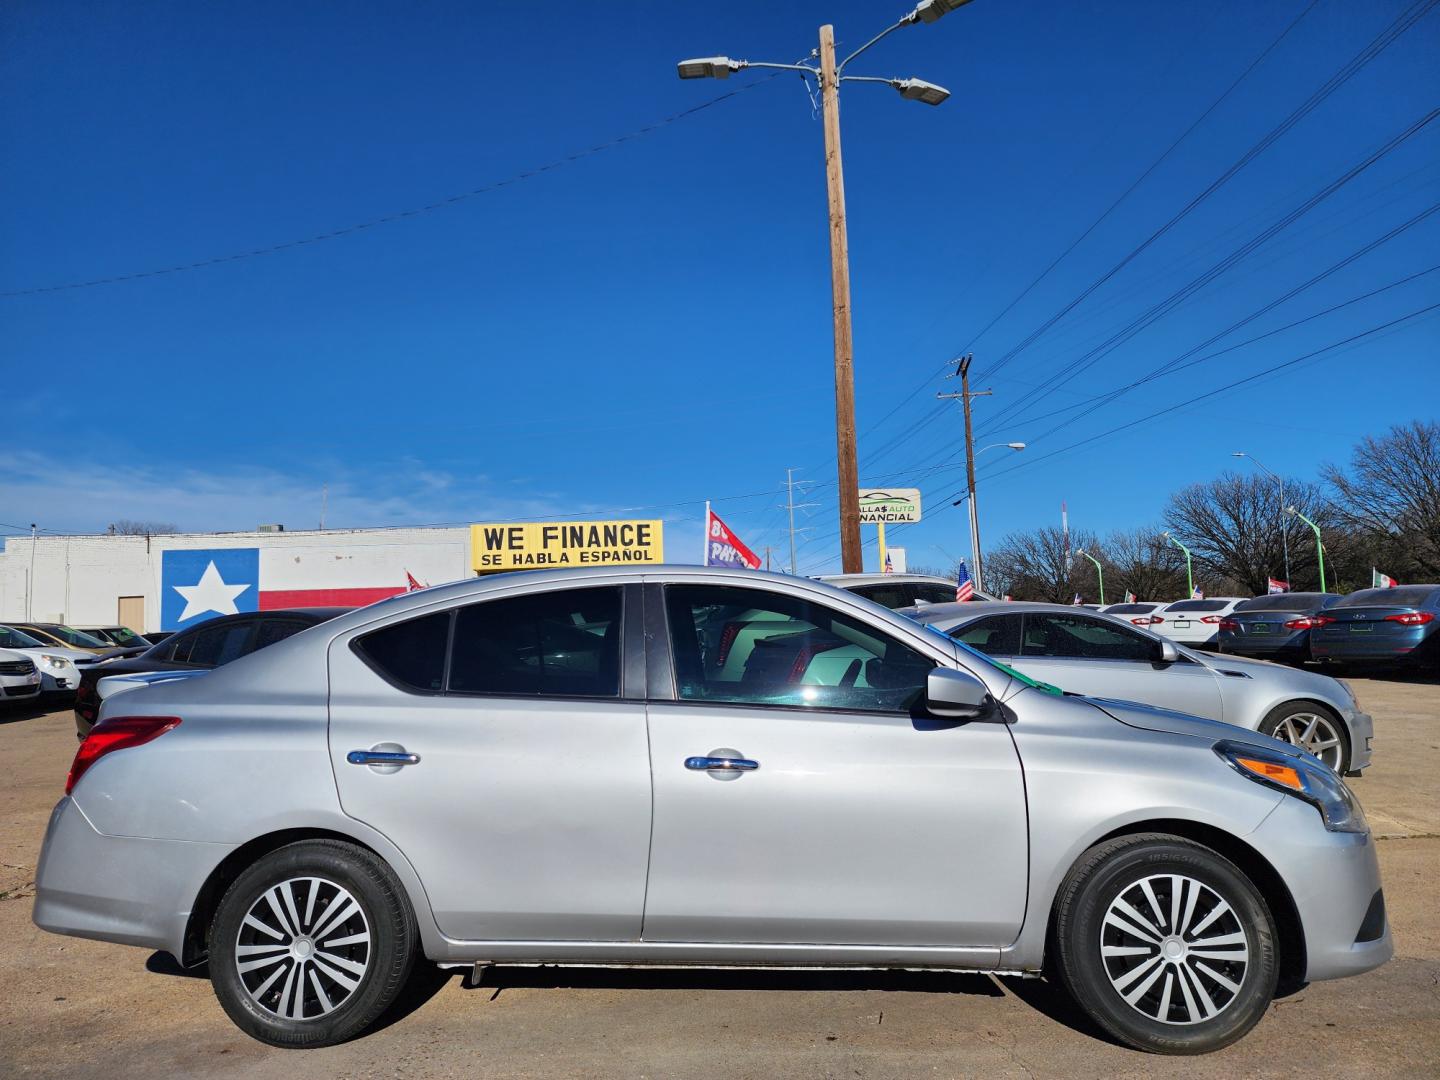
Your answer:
[32,796,234,960]
[1,675,42,701]
[1249,795,1391,982]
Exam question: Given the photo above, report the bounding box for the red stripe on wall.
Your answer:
[258,587,406,610]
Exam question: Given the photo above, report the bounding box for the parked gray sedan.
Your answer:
[902,601,1372,775]
[35,568,1388,1054]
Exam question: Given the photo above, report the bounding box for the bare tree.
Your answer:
[1100,527,1188,602]
[110,520,179,535]
[1165,473,1331,593]
[1324,419,1440,580]
[986,526,1097,602]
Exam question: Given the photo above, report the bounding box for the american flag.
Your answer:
[955,560,974,602]
[883,551,894,575]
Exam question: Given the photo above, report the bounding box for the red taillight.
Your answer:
[1284,616,1319,630]
[1130,616,1158,625]
[1313,615,1337,627]
[66,716,181,795]
[1148,616,1164,624]
[1201,615,1224,625]
[1385,611,1435,626]
[1218,618,1239,631]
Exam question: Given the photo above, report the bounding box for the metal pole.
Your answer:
[28,523,37,620]
[1164,533,1194,597]
[1291,509,1326,593]
[877,521,887,572]
[1078,549,1105,605]
[786,468,799,575]
[819,25,862,574]
[960,356,982,590]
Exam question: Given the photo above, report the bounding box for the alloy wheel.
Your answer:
[1270,711,1344,769]
[234,876,371,1021]
[1099,873,1250,1026]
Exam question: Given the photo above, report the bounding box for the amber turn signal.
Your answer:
[1234,756,1303,791]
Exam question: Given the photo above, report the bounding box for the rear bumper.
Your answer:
[1218,634,1308,659]
[32,797,234,960]
[1311,631,1431,664]
[1249,796,1391,982]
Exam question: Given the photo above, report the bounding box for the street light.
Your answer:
[677,2,976,574]
[951,442,1024,589]
[1161,530,1194,598]
[1286,506,1326,593]
[1074,547,1105,605]
[1233,451,1290,586]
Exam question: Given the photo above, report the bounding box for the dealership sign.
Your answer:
[857,488,922,524]
[471,520,664,571]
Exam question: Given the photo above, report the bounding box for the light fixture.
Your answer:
[894,77,950,105]
[1006,442,1026,450]
[677,56,743,80]
[914,0,975,24]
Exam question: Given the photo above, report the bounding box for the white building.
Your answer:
[0,526,471,634]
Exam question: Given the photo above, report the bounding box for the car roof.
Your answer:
[818,573,956,586]
[898,600,1091,623]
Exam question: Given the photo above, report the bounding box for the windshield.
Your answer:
[0,626,46,649]
[99,627,149,645]
[921,624,1064,696]
[1333,586,1437,609]
[43,626,109,648]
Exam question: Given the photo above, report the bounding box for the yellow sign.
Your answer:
[471,520,665,572]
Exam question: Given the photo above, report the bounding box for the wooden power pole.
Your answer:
[819,24,862,574]
[938,355,991,590]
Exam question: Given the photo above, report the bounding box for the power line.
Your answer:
[0,77,781,299]
[975,0,1439,382]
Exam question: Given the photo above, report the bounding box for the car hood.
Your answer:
[1088,697,1304,758]
[9,646,89,663]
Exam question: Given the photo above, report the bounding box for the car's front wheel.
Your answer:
[1053,834,1278,1054]
[1259,701,1349,773]
[208,839,418,1048]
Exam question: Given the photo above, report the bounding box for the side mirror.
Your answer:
[1154,639,1180,664]
[926,668,993,719]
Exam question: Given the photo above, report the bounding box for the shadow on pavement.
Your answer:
[146,952,208,979]
[465,965,1006,997]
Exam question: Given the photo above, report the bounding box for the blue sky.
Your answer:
[3,0,1437,573]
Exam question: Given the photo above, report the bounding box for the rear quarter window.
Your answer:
[354,611,451,692]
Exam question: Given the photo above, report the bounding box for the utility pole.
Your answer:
[28,523,37,620]
[783,467,818,575]
[937,355,991,590]
[320,483,328,531]
[818,25,862,574]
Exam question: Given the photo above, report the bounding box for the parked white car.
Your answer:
[0,625,89,693]
[0,647,42,705]
[1149,598,1248,648]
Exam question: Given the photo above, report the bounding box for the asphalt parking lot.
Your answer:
[2,677,1437,1079]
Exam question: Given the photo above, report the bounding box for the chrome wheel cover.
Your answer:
[235,876,371,1021]
[1100,873,1250,1026]
[1271,711,1344,769]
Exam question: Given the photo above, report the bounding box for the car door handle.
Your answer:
[685,755,759,772]
[347,750,421,766]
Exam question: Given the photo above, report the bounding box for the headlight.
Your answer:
[40,654,67,668]
[1214,739,1368,833]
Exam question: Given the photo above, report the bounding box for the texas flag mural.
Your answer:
[703,504,762,570]
[161,547,442,630]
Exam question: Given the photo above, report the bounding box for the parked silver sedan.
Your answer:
[35,568,1389,1054]
[902,601,1372,774]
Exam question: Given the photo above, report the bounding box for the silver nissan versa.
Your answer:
[33,567,1390,1054]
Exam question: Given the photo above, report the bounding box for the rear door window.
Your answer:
[182,621,254,667]
[1021,613,1155,661]
[951,615,1021,656]
[448,587,623,698]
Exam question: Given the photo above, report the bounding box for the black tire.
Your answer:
[1053,834,1278,1055]
[208,839,418,1048]
[1258,701,1350,773]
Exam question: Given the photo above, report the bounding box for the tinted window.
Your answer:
[1164,600,1228,613]
[1235,594,1334,612]
[253,619,311,651]
[1021,613,1155,662]
[356,611,450,692]
[1333,586,1438,608]
[1103,603,1158,615]
[0,627,46,649]
[913,583,961,605]
[182,621,253,667]
[952,615,1022,655]
[665,584,934,713]
[850,583,912,610]
[449,587,622,698]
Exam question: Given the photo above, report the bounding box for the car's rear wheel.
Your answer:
[1053,834,1278,1055]
[208,839,417,1048]
[1259,702,1349,773]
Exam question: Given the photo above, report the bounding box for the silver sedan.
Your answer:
[901,601,1372,775]
[34,568,1389,1054]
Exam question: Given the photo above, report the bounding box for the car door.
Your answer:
[642,581,1027,948]
[988,611,1223,721]
[327,583,652,942]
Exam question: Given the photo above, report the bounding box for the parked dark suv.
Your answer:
[73,608,350,737]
